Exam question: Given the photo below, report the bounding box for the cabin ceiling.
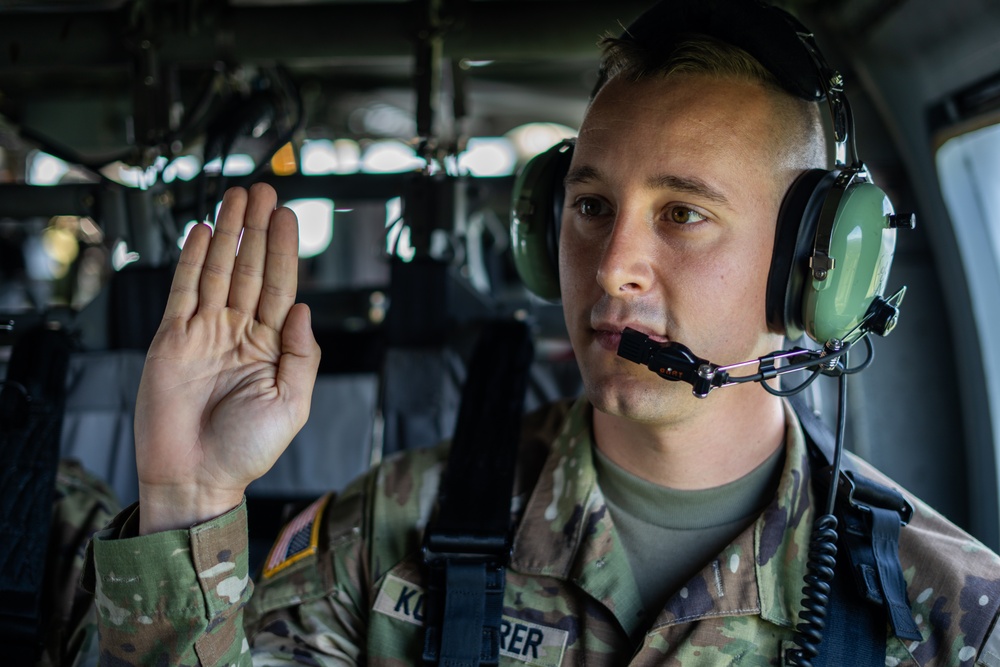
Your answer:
[0,0,943,171]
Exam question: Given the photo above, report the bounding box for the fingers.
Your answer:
[257,205,300,332]
[277,303,322,428]
[161,222,212,325]
[173,183,299,331]
[229,183,281,316]
[199,187,250,311]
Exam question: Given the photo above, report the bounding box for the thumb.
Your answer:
[277,303,321,429]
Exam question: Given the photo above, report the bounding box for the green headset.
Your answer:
[509,0,913,346]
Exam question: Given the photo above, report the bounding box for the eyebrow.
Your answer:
[649,173,730,206]
[563,165,600,187]
[564,165,730,207]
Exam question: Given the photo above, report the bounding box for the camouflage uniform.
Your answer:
[85,398,1000,666]
[42,459,120,667]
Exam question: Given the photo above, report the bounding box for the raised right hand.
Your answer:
[134,184,321,534]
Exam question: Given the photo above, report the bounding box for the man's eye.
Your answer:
[576,198,607,217]
[668,206,708,225]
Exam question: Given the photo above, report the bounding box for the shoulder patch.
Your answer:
[262,494,332,579]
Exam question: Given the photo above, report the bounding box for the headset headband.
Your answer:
[594,0,828,102]
[594,0,857,166]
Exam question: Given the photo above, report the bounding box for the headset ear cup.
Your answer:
[805,174,899,343]
[510,140,575,301]
[767,169,837,339]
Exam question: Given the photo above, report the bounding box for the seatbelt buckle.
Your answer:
[833,469,913,526]
[421,534,510,667]
[826,468,923,642]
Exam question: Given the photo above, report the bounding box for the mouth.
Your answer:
[592,324,668,352]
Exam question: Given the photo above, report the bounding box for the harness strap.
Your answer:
[812,556,887,667]
[422,320,534,667]
[0,326,73,663]
[869,507,922,639]
[789,394,922,661]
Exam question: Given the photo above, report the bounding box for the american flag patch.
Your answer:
[262,494,331,579]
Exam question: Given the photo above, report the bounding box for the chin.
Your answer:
[582,371,695,425]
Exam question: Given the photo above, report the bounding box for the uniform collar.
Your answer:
[509,397,816,637]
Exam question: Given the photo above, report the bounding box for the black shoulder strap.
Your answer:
[0,326,73,663]
[788,394,922,667]
[422,319,534,667]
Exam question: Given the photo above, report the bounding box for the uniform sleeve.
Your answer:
[84,455,429,666]
[85,500,254,666]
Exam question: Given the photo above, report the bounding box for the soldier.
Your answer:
[82,0,1000,665]
[41,460,119,667]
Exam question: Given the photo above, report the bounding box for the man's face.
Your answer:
[559,73,792,424]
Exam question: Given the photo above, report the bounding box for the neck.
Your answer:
[592,384,786,490]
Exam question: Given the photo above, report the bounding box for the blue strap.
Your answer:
[437,563,493,667]
[811,556,886,667]
[422,321,533,667]
[423,561,505,666]
[870,507,922,640]
[790,395,921,653]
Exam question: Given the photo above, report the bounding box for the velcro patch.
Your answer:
[373,575,569,667]
[981,618,1000,667]
[262,494,331,579]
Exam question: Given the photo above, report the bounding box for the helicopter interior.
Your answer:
[1,0,1000,570]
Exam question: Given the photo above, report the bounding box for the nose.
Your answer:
[596,214,655,296]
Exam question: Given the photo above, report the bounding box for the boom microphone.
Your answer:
[616,331,723,398]
[616,327,871,398]
[615,287,906,398]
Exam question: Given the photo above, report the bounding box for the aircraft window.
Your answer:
[162,155,202,183]
[27,151,70,186]
[26,149,98,187]
[203,153,256,176]
[301,138,361,175]
[458,137,517,177]
[360,140,424,174]
[936,122,1000,263]
[99,159,164,188]
[284,198,335,258]
[506,122,577,162]
[384,196,416,263]
[287,198,394,292]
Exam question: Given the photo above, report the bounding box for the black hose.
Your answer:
[786,355,849,666]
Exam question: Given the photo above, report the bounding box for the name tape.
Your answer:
[374,574,569,667]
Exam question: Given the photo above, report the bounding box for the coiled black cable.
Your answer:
[616,330,873,664]
[786,354,849,667]
[788,513,838,665]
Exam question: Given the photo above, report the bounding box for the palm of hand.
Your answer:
[134,184,320,533]
[138,312,289,495]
